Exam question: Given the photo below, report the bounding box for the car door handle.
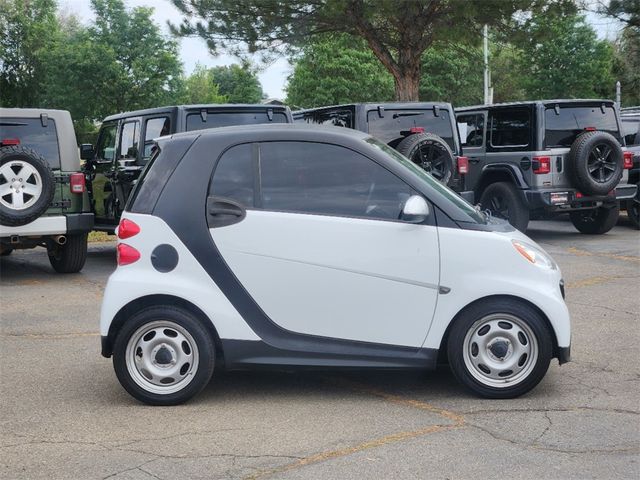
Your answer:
[206,196,246,227]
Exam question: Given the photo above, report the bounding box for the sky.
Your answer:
[60,0,624,101]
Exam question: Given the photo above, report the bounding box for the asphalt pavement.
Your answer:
[1,216,639,480]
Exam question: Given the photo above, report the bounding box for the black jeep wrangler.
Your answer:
[82,104,292,231]
[293,103,469,194]
[455,100,637,233]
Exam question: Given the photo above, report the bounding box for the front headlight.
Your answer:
[512,240,557,269]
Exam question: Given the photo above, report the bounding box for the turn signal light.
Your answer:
[117,218,140,239]
[117,243,140,266]
[532,156,551,174]
[457,156,469,174]
[623,152,633,169]
[69,173,85,193]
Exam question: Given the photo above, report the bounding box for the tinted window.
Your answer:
[0,118,60,168]
[367,109,456,151]
[259,141,414,220]
[457,114,484,147]
[620,117,639,147]
[95,123,117,162]
[489,109,530,147]
[143,117,170,160]
[545,105,620,147]
[298,109,355,128]
[186,111,288,131]
[119,121,139,159]
[209,144,254,207]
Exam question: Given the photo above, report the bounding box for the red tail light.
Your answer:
[69,172,85,193]
[117,218,140,239]
[584,127,596,132]
[623,151,633,169]
[409,127,425,134]
[575,192,583,198]
[117,243,140,266]
[533,156,551,174]
[457,156,469,174]
[1,138,20,146]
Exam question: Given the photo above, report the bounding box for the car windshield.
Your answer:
[0,117,61,169]
[367,108,457,153]
[365,136,486,224]
[544,105,621,147]
[186,110,288,131]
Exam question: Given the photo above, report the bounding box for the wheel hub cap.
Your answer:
[488,339,511,360]
[153,344,175,366]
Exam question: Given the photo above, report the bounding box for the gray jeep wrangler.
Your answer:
[620,106,639,228]
[0,109,94,272]
[455,100,637,233]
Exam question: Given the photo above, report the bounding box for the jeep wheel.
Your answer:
[396,133,454,184]
[48,233,88,273]
[0,146,55,226]
[569,203,619,234]
[0,247,12,256]
[567,131,623,196]
[626,184,640,230]
[479,182,530,232]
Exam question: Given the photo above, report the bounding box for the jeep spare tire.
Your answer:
[567,131,623,196]
[0,145,55,227]
[396,132,454,185]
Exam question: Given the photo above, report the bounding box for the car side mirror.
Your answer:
[401,195,430,223]
[80,144,94,160]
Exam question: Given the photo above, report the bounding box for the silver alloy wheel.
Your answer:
[125,320,199,395]
[462,313,538,388]
[0,161,43,210]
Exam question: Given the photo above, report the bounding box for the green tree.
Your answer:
[209,64,264,103]
[286,34,394,108]
[171,0,569,101]
[182,64,227,104]
[0,0,59,107]
[614,28,640,106]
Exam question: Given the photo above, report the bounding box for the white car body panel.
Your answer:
[0,215,67,237]
[212,210,440,347]
[100,213,260,341]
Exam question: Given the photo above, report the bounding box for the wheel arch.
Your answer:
[437,294,560,364]
[476,164,529,199]
[103,294,224,365]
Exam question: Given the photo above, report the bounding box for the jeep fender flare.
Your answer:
[476,163,529,205]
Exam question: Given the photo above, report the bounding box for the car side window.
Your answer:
[95,123,117,162]
[457,114,484,147]
[489,109,530,148]
[209,144,254,208]
[143,117,170,160]
[259,141,415,220]
[119,121,140,161]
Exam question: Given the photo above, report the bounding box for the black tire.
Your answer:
[569,203,619,234]
[447,298,553,399]
[396,133,454,184]
[48,233,88,273]
[0,146,55,226]
[626,183,640,230]
[112,306,216,405]
[567,131,623,196]
[0,247,12,256]
[479,182,530,232]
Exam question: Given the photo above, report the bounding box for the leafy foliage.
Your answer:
[182,64,227,104]
[209,63,264,103]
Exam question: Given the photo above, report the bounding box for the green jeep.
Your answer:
[0,109,94,273]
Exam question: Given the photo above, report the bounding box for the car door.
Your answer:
[90,121,119,223]
[457,112,486,189]
[208,141,441,347]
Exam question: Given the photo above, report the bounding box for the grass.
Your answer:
[88,231,114,243]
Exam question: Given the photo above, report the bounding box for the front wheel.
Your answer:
[569,203,619,234]
[112,306,216,405]
[479,182,530,232]
[48,233,88,273]
[447,298,553,399]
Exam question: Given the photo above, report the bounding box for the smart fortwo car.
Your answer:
[100,125,571,405]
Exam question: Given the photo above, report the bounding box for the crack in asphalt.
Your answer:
[566,300,638,316]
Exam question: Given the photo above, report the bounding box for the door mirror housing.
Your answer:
[401,195,430,223]
[80,144,94,160]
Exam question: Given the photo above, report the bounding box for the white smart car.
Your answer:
[100,125,571,405]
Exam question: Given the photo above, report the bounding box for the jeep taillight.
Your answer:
[409,127,425,134]
[533,156,551,174]
[623,151,633,169]
[1,138,20,146]
[69,173,85,193]
[117,218,140,239]
[457,156,469,174]
[117,243,140,266]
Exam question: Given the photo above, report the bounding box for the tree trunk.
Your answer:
[393,69,421,101]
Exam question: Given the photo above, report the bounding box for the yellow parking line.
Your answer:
[566,247,639,263]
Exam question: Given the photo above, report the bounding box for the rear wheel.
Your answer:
[479,182,530,232]
[569,203,619,234]
[626,184,640,229]
[447,298,553,399]
[112,306,215,405]
[48,233,88,273]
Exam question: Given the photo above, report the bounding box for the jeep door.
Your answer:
[208,141,441,347]
[456,111,486,189]
[90,121,118,223]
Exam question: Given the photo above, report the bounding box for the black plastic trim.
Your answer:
[66,213,94,233]
[481,163,530,189]
[101,335,111,358]
[558,346,571,365]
